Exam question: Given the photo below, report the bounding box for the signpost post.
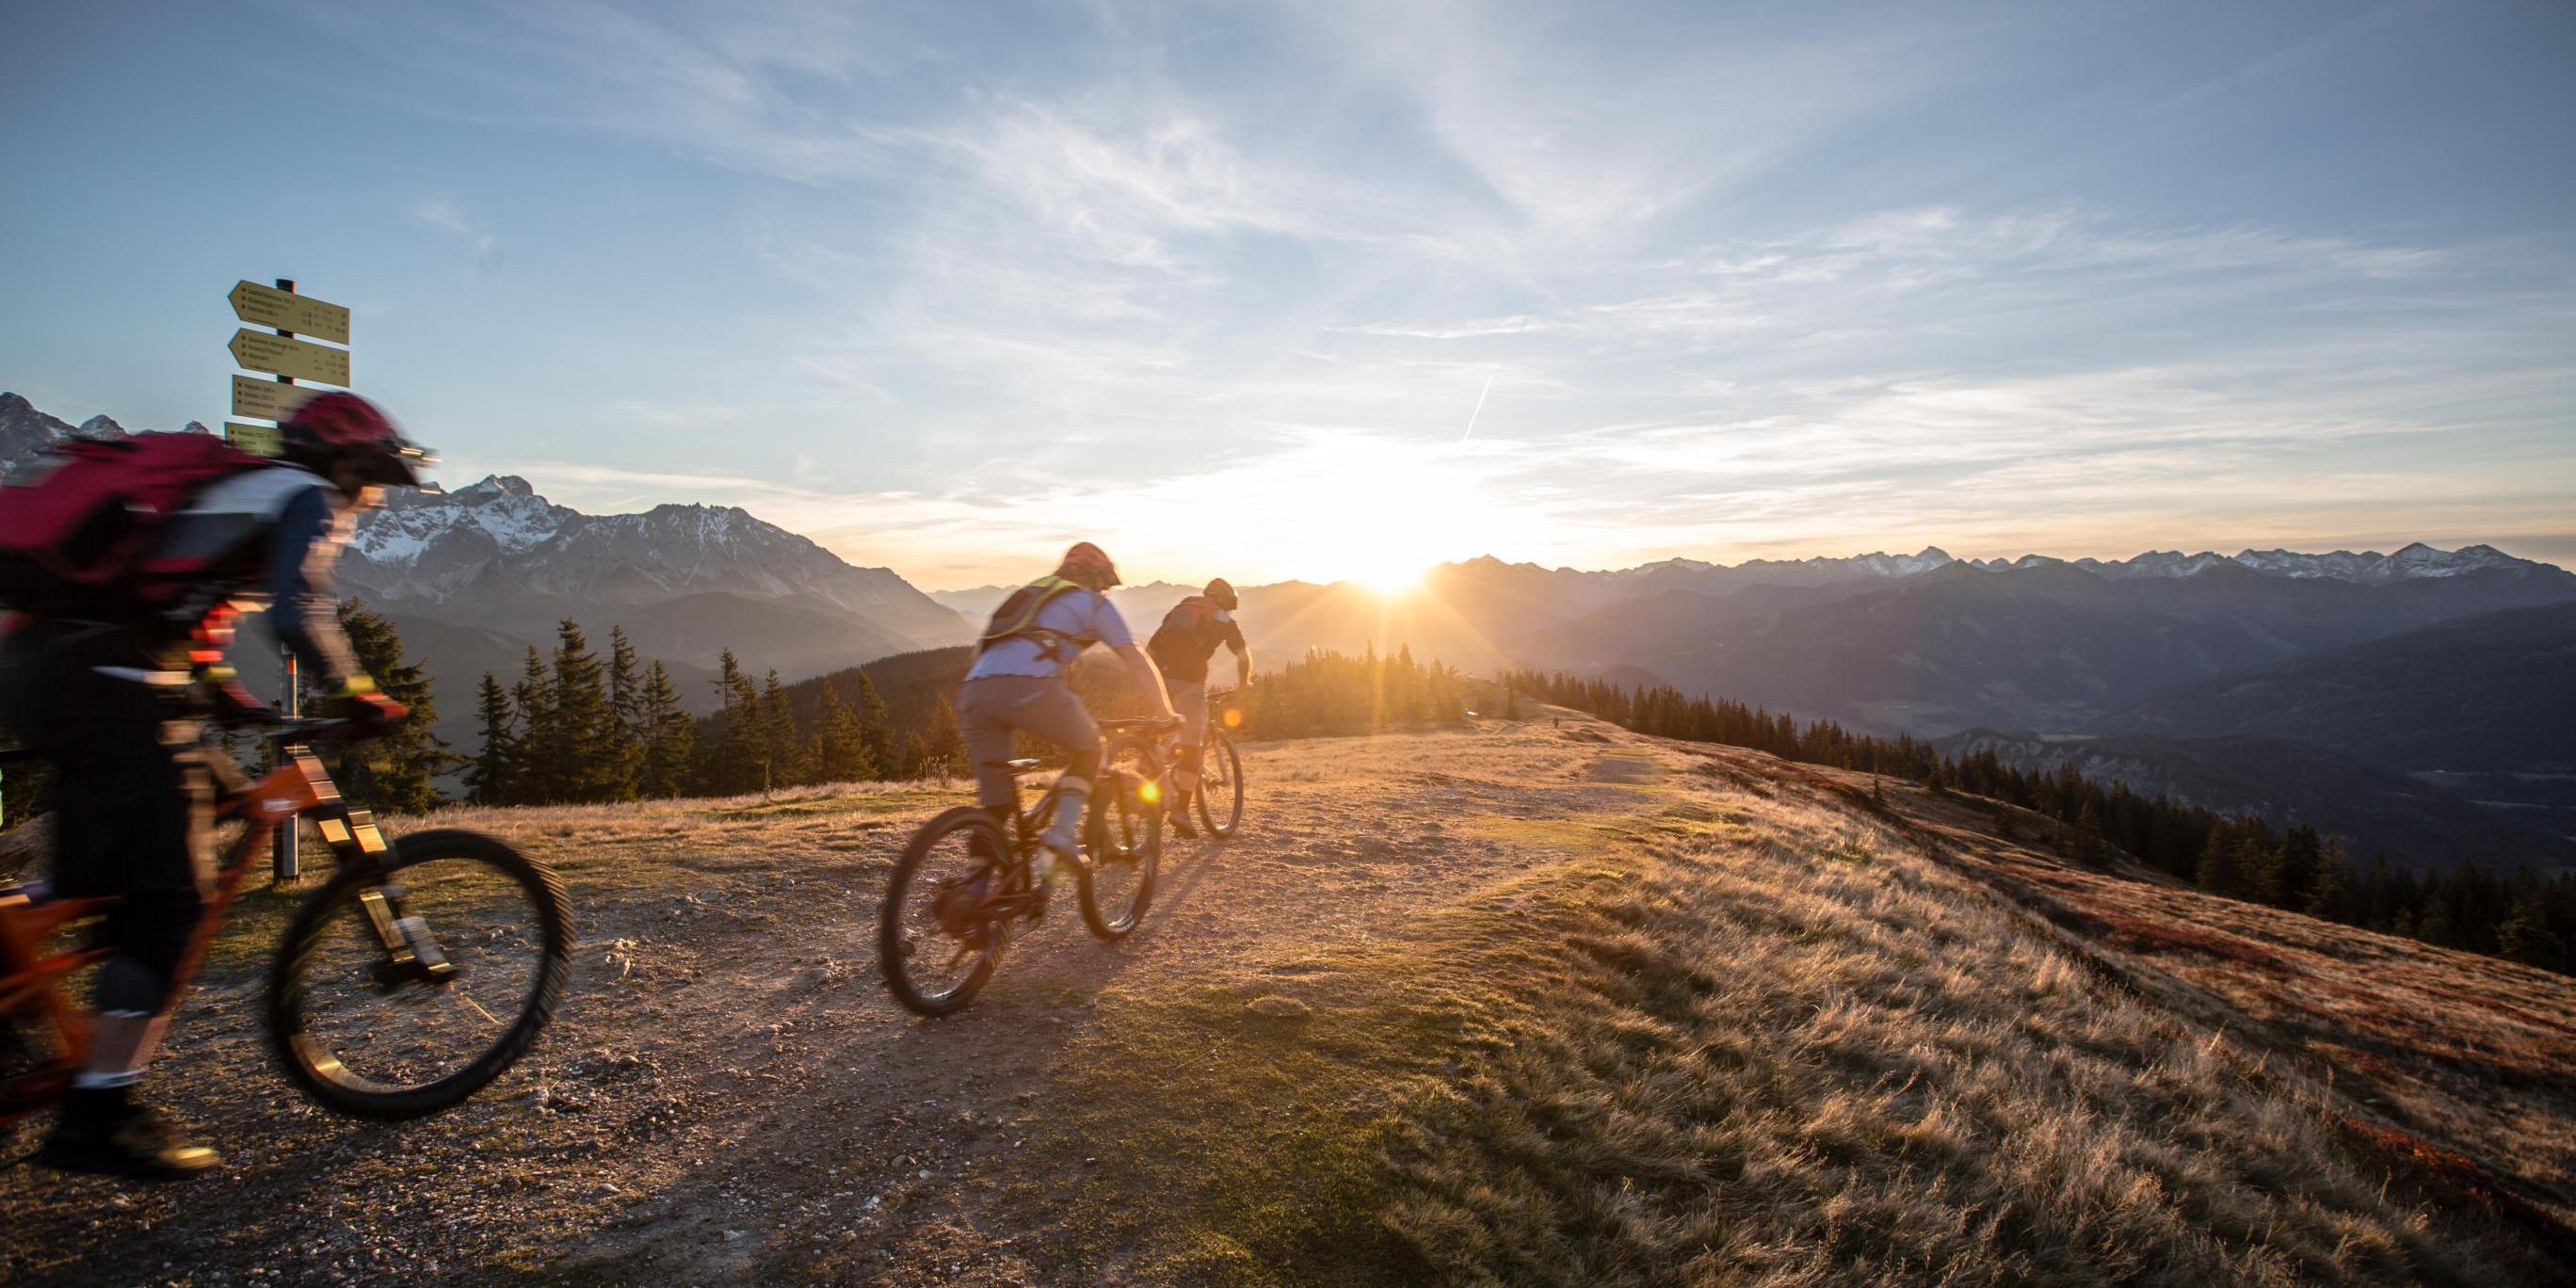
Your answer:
[227,277,351,881]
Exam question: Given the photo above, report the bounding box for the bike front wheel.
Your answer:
[1081,737,1164,941]
[1195,729,1245,839]
[881,807,1012,1017]
[266,829,572,1119]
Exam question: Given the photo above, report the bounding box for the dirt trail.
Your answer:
[2,718,1640,1283]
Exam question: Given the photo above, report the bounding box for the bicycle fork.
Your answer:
[321,809,459,990]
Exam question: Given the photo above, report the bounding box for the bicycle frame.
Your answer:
[0,743,397,1122]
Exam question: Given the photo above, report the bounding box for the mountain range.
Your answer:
[8,391,2570,865]
[2,394,969,750]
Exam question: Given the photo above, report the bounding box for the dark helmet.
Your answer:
[1055,541,1121,591]
[281,392,431,491]
[1203,577,1238,611]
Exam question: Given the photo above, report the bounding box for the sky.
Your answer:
[4,0,2572,589]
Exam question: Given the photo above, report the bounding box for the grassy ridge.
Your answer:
[1030,819,1659,1283]
[1032,717,2564,1285]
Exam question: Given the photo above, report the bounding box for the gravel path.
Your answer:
[1,718,1643,1284]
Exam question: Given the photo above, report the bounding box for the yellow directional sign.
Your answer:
[224,422,283,457]
[229,280,349,345]
[230,329,349,386]
[231,375,320,422]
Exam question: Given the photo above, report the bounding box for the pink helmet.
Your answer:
[281,392,430,488]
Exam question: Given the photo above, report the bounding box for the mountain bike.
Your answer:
[878,717,1175,1018]
[1184,688,1246,839]
[0,713,572,1123]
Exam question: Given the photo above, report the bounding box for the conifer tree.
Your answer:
[847,668,895,780]
[2305,836,2351,920]
[467,672,516,805]
[2264,825,2325,910]
[607,626,643,732]
[815,684,877,782]
[2070,800,2105,867]
[330,600,454,813]
[2195,826,2238,895]
[512,646,554,802]
[708,651,766,796]
[921,697,966,782]
[547,620,619,802]
[760,668,808,791]
[2226,833,2269,903]
[637,660,696,797]
[593,625,644,801]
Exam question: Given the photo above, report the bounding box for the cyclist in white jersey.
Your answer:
[957,542,1176,898]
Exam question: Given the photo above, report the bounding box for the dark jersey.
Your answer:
[1147,595,1246,684]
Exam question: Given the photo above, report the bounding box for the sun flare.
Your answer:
[1277,434,1501,593]
[1358,562,1427,595]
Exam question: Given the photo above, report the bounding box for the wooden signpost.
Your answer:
[228,329,350,386]
[227,278,352,880]
[230,373,315,422]
[229,279,350,344]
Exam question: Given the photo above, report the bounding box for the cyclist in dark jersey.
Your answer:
[0,393,420,1181]
[1146,578,1250,838]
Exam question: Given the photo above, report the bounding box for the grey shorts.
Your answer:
[1168,679,1208,749]
[956,675,1103,810]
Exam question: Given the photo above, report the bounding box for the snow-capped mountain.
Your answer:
[341,474,970,675]
[0,391,209,483]
[2043,544,2549,584]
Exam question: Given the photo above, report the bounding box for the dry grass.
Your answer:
[1844,765,2576,1263]
[1379,777,2553,1284]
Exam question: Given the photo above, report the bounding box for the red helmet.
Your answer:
[1055,541,1121,590]
[281,392,430,489]
[1203,577,1237,610]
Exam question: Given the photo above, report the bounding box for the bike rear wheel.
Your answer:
[881,807,1013,1017]
[1081,737,1163,941]
[267,829,571,1120]
[1195,728,1245,839]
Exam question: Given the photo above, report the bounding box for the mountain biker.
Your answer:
[0,393,422,1181]
[956,542,1176,909]
[1146,578,1250,839]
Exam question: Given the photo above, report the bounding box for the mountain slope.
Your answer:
[1521,560,2576,736]
[8,715,2569,1283]
[1937,729,2576,868]
[2100,601,2576,774]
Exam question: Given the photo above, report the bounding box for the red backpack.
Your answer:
[0,432,270,615]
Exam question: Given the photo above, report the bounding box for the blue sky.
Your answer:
[6,0,2572,588]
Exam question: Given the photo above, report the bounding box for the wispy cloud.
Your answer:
[412,197,503,275]
[250,2,2576,578]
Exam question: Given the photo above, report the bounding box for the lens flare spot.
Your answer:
[1138,781,1162,803]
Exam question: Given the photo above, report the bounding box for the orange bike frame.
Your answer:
[0,749,388,1119]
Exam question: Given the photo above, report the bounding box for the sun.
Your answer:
[1267,432,1502,592]
[1358,562,1427,595]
